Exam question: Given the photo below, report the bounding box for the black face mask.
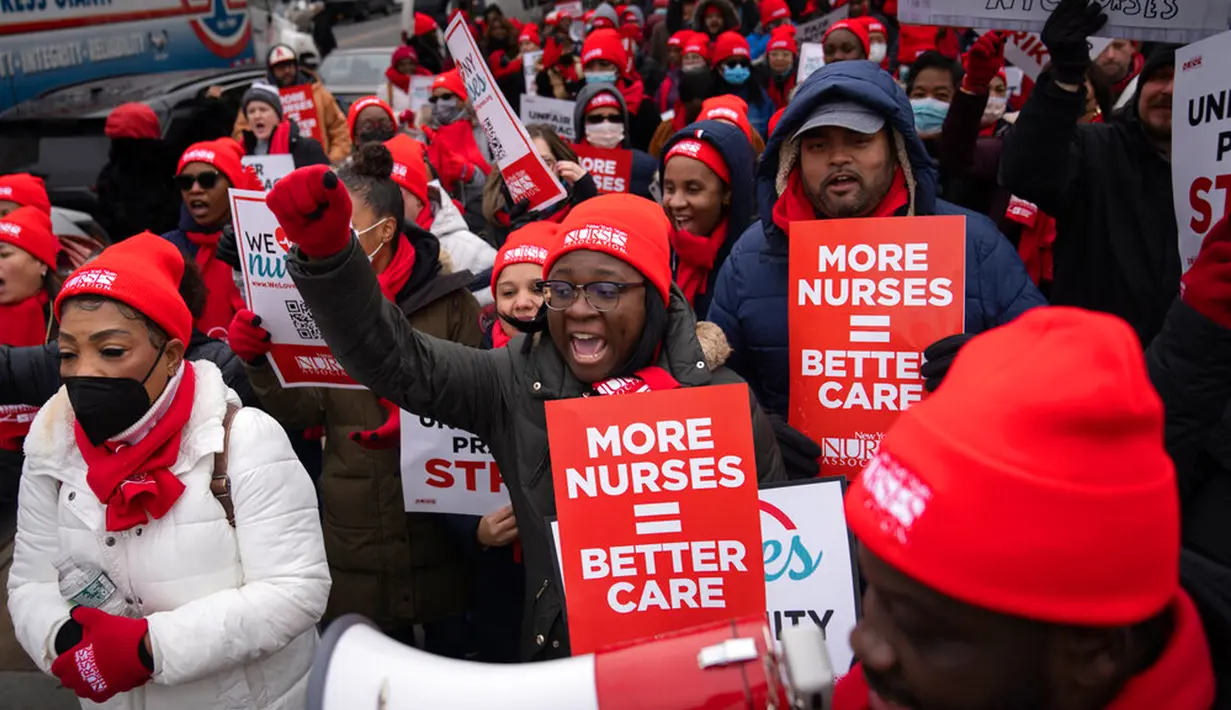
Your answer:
[66,344,167,447]
[358,127,397,145]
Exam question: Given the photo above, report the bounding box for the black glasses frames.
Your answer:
[537,280,646,312]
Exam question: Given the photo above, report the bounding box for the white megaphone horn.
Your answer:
[307,614,836,710]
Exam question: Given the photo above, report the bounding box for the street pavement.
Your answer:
[334,11,405,49]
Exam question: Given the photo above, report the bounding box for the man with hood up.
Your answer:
[232,45,352,163]
[709,60,1046,417]
[573,83,661,201]
[1001,0,1177,345]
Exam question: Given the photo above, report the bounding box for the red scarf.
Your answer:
[271,120,293,155]
[426,121,493,192]
[416,202,435,231]
[767,73,796,110]
[772,167,909,234]
[75,362,196,532]
[1113,52,1145,99]
[618,77,645,111]
[185,230,245,340]
[385,65,411,93]
[377,233,416,302]
[670,101,690,131]
[491,321,513,349]
[0,291,48,451]
[1006,195,1055,286]
[671,221,727,308]
[592,366,681,396]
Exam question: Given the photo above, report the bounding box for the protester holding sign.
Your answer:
[580,28,661,151]
[381,46,434,120]
[1001,0,1178,343]
[710,61,1045,421]
[422,70,495,200]
[572,84,661,200]
[661,120,755,318]
[647,65,718,157]
[832,307,1217,710]
[228,144,482,655]
[264,173,786,659]
[238,82,329,169]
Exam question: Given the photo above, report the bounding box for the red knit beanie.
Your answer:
[518,23,541,46]
[584,90,623,114]
[492,221,556,292]
[845,307,1180,626]
[0,173,51,215]
[392,45,418,68]
[768,25,799,55]
[105,103,161,140]
[413,11,438,36]
[546,193,672,305]
[824,19,871,55]
[177,139,255,191]
[711,31,750,67]
[699,95,755,144]
[347,95,397,139]
[56,232,192,344]
[581,28,628,73]
[665,138,730,183]
[667,30,689,49]
[432,69,469,101]
[384,134,430,214]
[0,206,58,268]
[682,32,710,61]
[760,0,790,26]
[860,16,887,38]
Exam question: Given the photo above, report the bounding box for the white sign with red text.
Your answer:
[242,155,295,192]
[399,412,510,515]
[999,31,1112,82]
[904,0,1223,42]
[1175,31,1231,272]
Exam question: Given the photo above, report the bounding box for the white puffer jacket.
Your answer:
[8,360,330,710]
[428,182,497,307]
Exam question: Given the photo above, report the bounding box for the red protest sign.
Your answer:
[546,384,766,655]
[571,143,633,194]
[279,85,323,143]
[788,216,965,477]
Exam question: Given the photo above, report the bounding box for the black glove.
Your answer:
[1040,0,1108,85]
[920,333,974,393]
[215,223,241,271]
[767,413,822,479]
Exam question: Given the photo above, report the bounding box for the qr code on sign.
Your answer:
[285,299,320,340]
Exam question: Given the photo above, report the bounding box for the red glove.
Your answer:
[398,109,415,128]
[962,32,1005,93]
[1182,215,1231,329]
[351,399,401,449]
[227,309,272,363]
[51,607,151,703]
[265,165,353,259]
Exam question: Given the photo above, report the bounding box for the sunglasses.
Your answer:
[175,170,221,191]
[429,93,459,104]
[724,60,752,70]
[585,114,623,125]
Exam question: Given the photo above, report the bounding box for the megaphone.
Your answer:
[307,615,836,710]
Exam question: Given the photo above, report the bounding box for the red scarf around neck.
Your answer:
[185,230,244,339]
[618,77,646,111]
[0,290,48,348]
[767,73,796,109]
[592,366,681,396]
[75,362,196,532]
[385,65,411,93]
[377,233,417,302]
[271,120,293,155]
[772,166,909,234]
[671,220,728,308]
[491,321,514,349]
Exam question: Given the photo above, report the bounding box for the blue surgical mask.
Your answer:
[586,70,618,84]
[910,97,950,135]
[721,65,750,85]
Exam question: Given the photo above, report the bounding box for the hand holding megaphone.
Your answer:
[266,165,353,259]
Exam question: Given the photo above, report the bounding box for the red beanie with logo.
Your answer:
[0,205,58,268]
[846,307,1180,626]
[347,95,397,139]
[546,193,673,305]
[584,89,623,114]
[665,137,729,183]
[760,0,791,26]
[582,28,628,73]
[668,30,689,49]
[178,139,257,191]
[699,95,754,144]
[384,133,430,215]
[0,173,51,215]
[492,221,556,292]
[518,22,541,46]
[56,232,192,344]
[824,19,871,55]
[432,69,469,102]
[682,32,710,61]
[768,25,799,55]
[105,103,161,140]
[711,31,750,67]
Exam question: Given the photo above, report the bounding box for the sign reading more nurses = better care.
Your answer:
[547,384,766,654]
[399,412,510,516]
[230,189,362,389]
[571,143,633,193]
[279,85,323,143]
[788,216,966,477]
[1174,30,1231,273]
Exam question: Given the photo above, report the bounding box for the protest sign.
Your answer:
[230,189,361,389]
[797,42,826,84]
[901,0,1224,42]
[1004,66,1024,97]
[523,49,543,94]
[520,94,576,141]
[279,85,323,143]
[1000,31,1111,82]
[399,412,510,515]
[546,384,766,654]
[446,15,567,211]
[242,154,295,192]
[571,143,632,193]
[1174,30,1231,272]
[795,5,850,44]
[548,478,860,671]
[556,0,583,17]
[409,75,435,112]
[788,216,966,477]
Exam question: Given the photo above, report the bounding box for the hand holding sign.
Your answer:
[227,309,273,364]
[1182,215,1231,330]
[1040,0,1108,85]
[265,166,353,259]
[478,505,519,547]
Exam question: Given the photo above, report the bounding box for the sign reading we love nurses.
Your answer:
[230,189,362,389]
[546,384,766,654]
[788,216,965,477]
[445,15,566,211]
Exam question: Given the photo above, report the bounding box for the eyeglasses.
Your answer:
[175,170,221,191]
[429,93,458,104]
[537,280,645,312]
[585,114,623,125]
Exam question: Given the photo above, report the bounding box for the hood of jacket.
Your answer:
[660,119,757,240]
[395,224,475,316]
[428,183,471,238]
[573,82,634,149]
[692,0,740,35]
[757,59,938,249]
[265,67,321,89]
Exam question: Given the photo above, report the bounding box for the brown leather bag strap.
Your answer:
[210,404,241,527]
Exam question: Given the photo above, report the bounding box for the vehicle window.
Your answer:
[318,52,388,87]
[0,131,108,189]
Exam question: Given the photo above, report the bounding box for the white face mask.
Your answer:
[585,121,625,148]
[353,218,392,261]
[982,95,1008,126]
[869,42,887,64]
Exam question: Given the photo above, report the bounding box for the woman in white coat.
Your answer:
[7,232,330,710]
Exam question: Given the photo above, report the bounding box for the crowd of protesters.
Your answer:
[4,0,1231,706]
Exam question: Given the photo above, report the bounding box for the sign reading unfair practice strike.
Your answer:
[230,189,362,389]
[399,412,510,516]
[788,216,965,476]
[547,384,766,654]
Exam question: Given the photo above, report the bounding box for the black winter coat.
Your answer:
[95,138,181,241]
[1000,74,1178,343]
[287,239,785,660]
[240,119,330,169]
